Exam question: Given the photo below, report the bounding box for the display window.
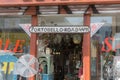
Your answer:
[0,16,31,53]
[0,16,31,80]
[1,13,120,80]
[91,15,120,80]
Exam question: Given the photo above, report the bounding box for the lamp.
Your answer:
[73,34,82,44]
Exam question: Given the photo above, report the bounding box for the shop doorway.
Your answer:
[37,33,83,80]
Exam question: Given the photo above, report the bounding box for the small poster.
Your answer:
[0,54,18,80]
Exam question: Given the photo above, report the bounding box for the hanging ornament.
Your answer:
[73,34,82,44]
[45,47,52,54]
[53,34,62,44]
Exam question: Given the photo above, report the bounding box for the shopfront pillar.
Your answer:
[82,7,91,80]
[30,14,38,57]
[26,6,38,80]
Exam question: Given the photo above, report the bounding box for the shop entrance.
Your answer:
[37,33,83,80]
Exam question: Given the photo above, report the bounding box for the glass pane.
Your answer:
[38,15,83,25]
[0,16,31,53]
[0,16,31,80]
[91,14,120,80]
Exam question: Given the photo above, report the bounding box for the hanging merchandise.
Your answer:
[53,34,62,44]
[38,39,48,54]
[73,34,82,44]
[103,51,114,80]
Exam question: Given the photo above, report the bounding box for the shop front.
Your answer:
[0,0,120,80]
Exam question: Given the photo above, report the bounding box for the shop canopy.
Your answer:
[0,4,120,15]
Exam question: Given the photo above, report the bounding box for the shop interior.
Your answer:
[37,33,83,80]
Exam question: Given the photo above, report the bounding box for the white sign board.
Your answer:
[19,23,104,37]
[29,26,90,33]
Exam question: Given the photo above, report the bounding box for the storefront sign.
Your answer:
[0,39,25,53]
[20,23,104,36]
[101,37,120,52]
[29,26,90,33]
[20,24,90,34]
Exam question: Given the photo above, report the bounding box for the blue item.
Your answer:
[0,54,18,80]
[42,74,54,80]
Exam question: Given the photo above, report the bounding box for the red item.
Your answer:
[78,67,83,78]
[39,68,42,73]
